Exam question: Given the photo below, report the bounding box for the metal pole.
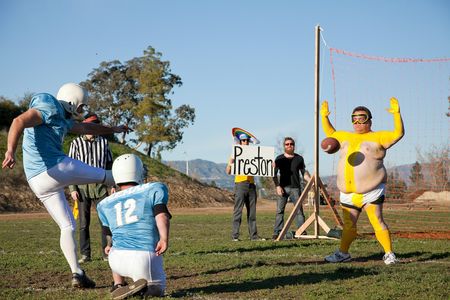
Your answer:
[183,151,189,176]
[314,25,321,237]
[186,159,189,176]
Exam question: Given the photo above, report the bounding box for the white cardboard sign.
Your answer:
[230,145,275,177]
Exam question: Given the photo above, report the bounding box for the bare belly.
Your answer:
[336,150,387,194]
[337,167,386,194]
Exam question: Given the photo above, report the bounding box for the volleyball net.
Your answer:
[315,38,449,234]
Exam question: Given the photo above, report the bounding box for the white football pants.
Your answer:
[109,248,166,294]
[28,157,107,274]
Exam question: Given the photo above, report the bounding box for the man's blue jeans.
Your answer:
[273,187,305,235]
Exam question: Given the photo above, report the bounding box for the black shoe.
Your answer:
[272,234,279,240]
[78,255,91,264]
[111,278,148,300]
[72,270,96,288]
[251,236,266,241]
[111,281,128,292]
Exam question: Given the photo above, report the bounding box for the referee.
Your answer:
[68,113,113,263]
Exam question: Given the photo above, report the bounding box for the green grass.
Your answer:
[0,212,449,299]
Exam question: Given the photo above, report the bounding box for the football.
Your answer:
[321,137,340,154]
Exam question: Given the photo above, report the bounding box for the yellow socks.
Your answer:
[375,229,392,253]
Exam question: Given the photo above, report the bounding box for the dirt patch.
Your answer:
[393,231,450,240]
[414,191,449,204]
[163,175,234,208]
[360,231,450,240]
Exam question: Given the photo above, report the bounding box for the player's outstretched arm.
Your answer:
[2,109,43,169]
[321,101,336,136]
[155,213,170,256]
[69,122,132,136]
[380,97,405,149]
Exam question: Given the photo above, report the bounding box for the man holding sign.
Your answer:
[226,129,267,241]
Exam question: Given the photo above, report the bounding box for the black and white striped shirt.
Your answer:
[68,136,113,170]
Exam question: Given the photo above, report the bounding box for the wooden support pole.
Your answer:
[313,24,321,238]
[273,25,343,242]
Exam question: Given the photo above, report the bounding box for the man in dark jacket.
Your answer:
[272,137,310,240]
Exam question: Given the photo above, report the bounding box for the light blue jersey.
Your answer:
[97,182,169,251]
[22,93,74,180]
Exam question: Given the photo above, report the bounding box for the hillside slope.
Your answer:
[165,159,234,189]
[0,131,233,212]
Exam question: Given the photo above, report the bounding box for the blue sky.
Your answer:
[1,0,449,176]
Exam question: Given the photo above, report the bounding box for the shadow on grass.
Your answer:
[351,252,386,263]
[195,242,314,255]
[171,266,377,297]
[404,251,450,262]
[420,252,450,261]
[170,250,450,281]
[168,258,331,280]
[169,263,254,280]
[353,251,450,263]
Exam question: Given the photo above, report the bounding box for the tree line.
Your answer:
[386,147,449,200]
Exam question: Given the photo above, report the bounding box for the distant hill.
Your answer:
[0,131,234,212]
[164,159,234,190]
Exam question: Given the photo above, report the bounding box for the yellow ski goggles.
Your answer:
[351,113,370,124]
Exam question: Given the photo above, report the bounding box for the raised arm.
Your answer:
[2,109,43,169]
[321,101,336,137]
[379,97,405,149]
[70,122,131,136]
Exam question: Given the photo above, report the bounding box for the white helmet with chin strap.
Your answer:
[56,83,89,117]
[112,154,145,185]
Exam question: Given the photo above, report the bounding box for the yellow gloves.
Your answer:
[322,98,399,116]
[321,101,330,117]
[387,97,400,114]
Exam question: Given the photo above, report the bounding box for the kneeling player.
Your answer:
[97,154,171,298]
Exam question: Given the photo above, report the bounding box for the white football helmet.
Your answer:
[112,154,145,185]
[56,83,89,117]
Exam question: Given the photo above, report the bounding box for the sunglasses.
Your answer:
[351,113,370,124]
[285,143,295,146]
[240,139,249,142]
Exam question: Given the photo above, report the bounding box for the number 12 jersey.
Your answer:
[97,182,169,251]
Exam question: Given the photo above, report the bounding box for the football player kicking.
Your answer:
[97,154,171,299]
[321,98,404,265]
[2,83,130,288]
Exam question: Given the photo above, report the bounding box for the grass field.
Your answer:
[0,209,449,300]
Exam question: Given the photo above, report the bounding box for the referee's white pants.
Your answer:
[109,248,166,294]
[28,157,107,274]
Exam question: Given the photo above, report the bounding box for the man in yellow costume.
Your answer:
[321,98,404,265]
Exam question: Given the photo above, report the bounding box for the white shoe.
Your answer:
[325,250,351,263]
[383,252,399,265]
